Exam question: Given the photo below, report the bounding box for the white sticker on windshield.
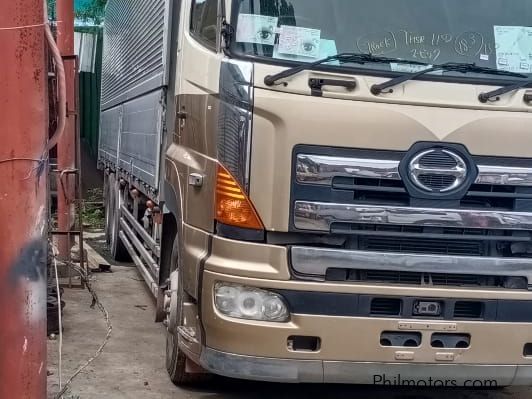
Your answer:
[494,26,532,73]
[390,63,433,73]
[278,25,321,58]
[236,14,278,45]
[273,39,337,63]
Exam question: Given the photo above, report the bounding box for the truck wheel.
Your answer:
[105,174,130,262]
[166,238,209,386]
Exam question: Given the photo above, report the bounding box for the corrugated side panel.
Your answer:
[117,90,165,189]
[100,0,168,110]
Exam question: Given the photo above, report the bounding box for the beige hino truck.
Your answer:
[99,0,532,387]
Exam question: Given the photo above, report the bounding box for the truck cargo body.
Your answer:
[100,0,532,387]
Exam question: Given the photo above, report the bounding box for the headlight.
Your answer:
[214,283,290,322]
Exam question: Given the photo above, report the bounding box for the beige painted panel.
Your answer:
[165,143,216,232]
[250,87,532,231]
[181,222,211,299]
[166,21,222,231]
[254,62,532,112]
[202,271,532,364]
[204,236,290,280]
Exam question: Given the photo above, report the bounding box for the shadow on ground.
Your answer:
[181,378,518,399]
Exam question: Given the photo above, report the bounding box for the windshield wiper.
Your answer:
[264,53,429,86]
[371,62,529,97]
[478,79,532,103]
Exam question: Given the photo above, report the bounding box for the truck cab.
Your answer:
[100,0,532,387]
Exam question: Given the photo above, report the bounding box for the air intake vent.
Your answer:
[362,270,422,284]
[454,301,484,319]
[359,237,485,256]
[370,298,402,316]
[345,269,509,289]
[431,274,493,287]
[418,174,456,191]
[419,150,458,168]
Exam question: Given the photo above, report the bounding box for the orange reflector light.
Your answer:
[215,165,264,230]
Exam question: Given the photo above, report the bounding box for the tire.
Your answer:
[166,238,209,386]
[105,173,130,262]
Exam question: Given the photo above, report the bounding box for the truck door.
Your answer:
[168,0,222,234]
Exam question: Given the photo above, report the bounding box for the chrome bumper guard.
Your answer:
[291,246,532,289]
[201,347,532,385]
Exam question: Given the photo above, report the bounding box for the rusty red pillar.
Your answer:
[0,2,48,398]
[56,0,76,258]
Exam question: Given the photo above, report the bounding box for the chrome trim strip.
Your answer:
[296,154,400,184]
[295,154,532,187]
[291,247,532,286]
[477,165,532,186]
[294,201,532,231]
[201,347,531,385]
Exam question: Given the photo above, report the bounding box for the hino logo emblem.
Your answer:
[408,148,468,193]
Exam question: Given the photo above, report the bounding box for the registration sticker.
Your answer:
[494,25,532,73]
[236,14,278,46]
[277,25,321,58]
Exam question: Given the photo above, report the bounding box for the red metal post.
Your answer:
[0,2,48,398]
[56,0,76,259]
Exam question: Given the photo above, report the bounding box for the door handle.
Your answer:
[309,78,357,97]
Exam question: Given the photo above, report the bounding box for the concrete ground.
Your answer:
[47,234,532,399]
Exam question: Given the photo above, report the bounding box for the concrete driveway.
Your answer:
[47,261,531,399]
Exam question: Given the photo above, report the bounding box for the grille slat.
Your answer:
[359,236,485,256]
[454,301,484,318]
[370,298,402,316]
[332,179,523,210]
[420,151,458,168]
[337,269,520,290]
[418,174,456,190]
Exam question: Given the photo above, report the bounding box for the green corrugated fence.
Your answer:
[75,26,103,158]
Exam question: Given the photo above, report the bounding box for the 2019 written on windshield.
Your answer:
[357,30,495,62]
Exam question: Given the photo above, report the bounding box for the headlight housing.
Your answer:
[214,283,290,322]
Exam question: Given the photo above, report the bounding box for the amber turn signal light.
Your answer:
[215,165,264,230]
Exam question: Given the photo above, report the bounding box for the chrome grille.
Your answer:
[291,146,532,261]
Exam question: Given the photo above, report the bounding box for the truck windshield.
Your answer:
[230,0,532,80]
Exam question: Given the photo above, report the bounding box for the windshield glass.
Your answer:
[230,0,532,79]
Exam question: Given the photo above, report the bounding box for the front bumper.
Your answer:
[202,269,532,365]
[197,235,532,382]
[201,347,532,385]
